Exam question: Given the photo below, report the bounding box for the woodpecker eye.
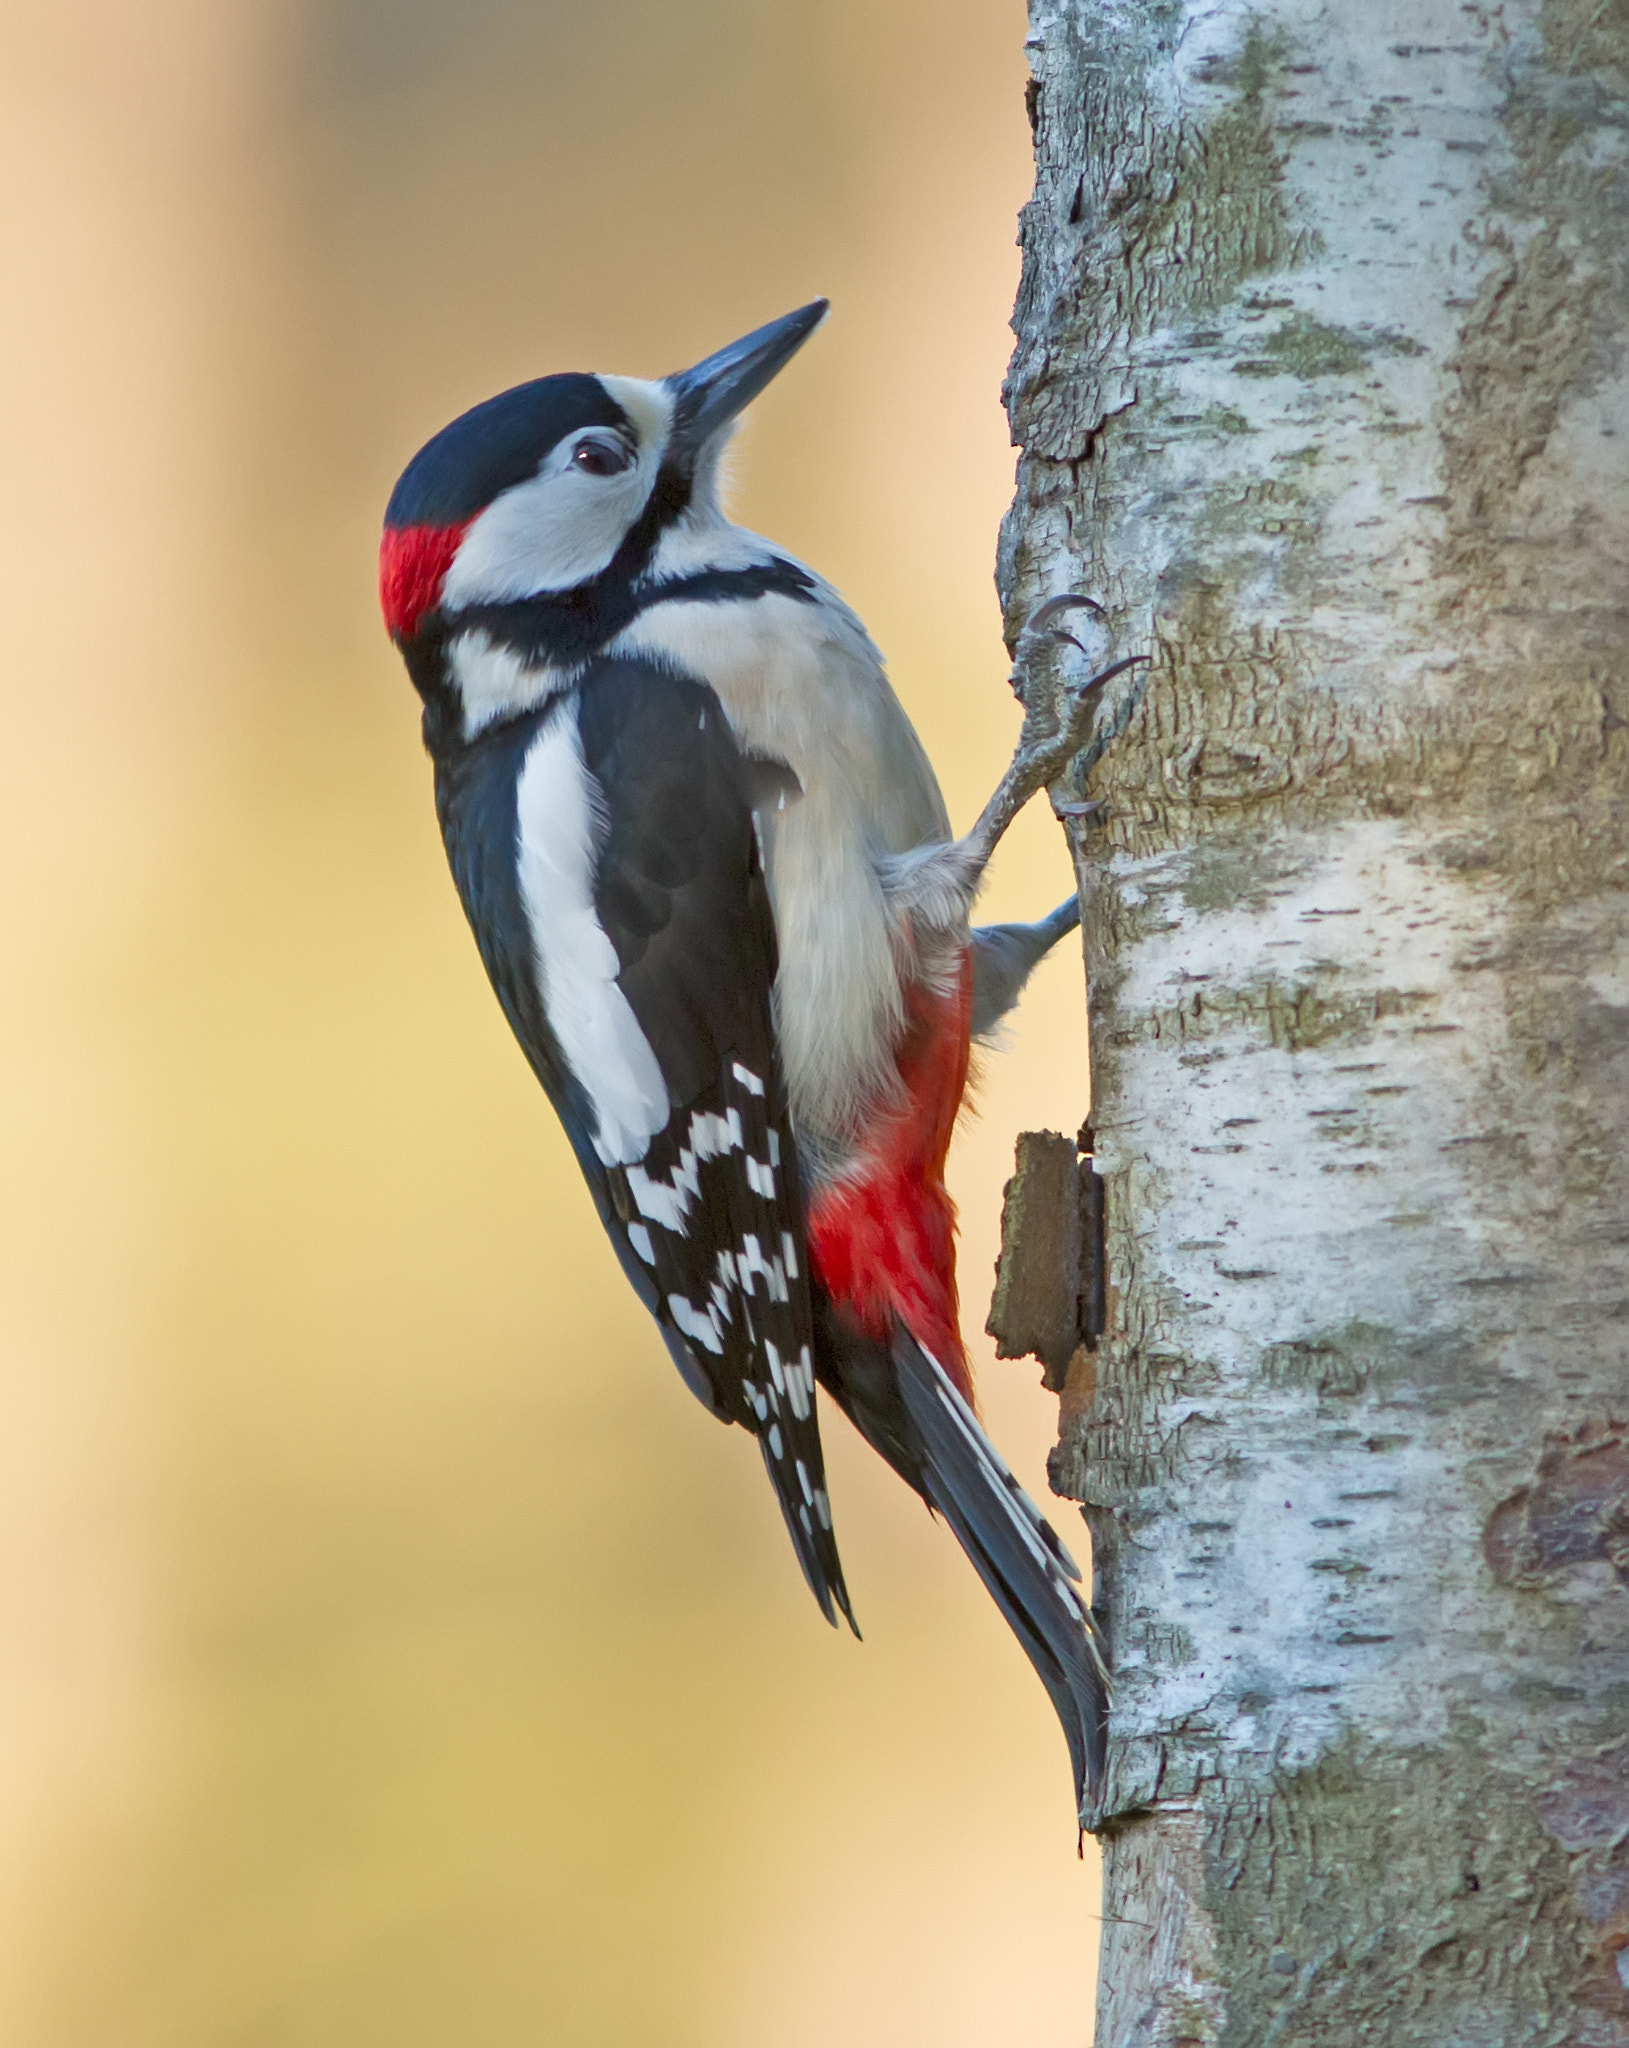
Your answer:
[572,437,633,478]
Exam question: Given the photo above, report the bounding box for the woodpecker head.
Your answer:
[379,300,827,649]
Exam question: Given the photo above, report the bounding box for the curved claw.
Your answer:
[968,637,1152,874]
[1019,592,1106,639]
[1010,594,1113,697]
[1045,654,1152,764]
[1070,652,1149,701]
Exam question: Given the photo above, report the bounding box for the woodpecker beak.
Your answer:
[665,300,828,457]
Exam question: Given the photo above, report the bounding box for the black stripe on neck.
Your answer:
[443,556,819,670]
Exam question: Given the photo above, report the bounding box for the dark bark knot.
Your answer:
[1483,1418,1629,1590]
[1537,1741,1629,2031]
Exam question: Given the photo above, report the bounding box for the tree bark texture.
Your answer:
[1000,3,1629,2042]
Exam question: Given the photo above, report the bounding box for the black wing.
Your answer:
[435,654,853,1631]
[577,657,853,1631]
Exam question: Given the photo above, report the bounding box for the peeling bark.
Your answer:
[1001,2,1629,2040]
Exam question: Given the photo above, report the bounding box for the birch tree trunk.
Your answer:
[999,3,1629,2039]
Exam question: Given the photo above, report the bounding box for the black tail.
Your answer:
[892,1331,1109,1818]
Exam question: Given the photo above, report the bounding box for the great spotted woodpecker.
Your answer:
[380,302,1119,1817]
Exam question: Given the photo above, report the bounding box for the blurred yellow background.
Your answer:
[0,1,1101,2040]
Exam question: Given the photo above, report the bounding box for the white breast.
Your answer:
[612,536,952,1161]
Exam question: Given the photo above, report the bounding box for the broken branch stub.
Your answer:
[988,1128,1106,1389]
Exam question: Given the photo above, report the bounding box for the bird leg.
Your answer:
[962,596,1147,877]
[877,597,1147,942]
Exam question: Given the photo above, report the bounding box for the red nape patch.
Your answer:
[806,952,977,1403]
[379,522,466,642]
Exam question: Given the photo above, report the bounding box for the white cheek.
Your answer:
[442,467,648,605]
[439,379,675,610]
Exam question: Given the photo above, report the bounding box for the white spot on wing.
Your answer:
[623,1104,746,1228]
[626,1159,696,1229]
[784,1349,812,1420]
[627,1222,655,1265]
[515,709,669,1167]
[669,1293,724,1355]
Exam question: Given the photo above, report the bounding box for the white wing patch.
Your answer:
[514,709,670,1166]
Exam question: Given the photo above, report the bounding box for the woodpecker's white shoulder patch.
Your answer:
[449,629,579,739]
[514,705,670,1165]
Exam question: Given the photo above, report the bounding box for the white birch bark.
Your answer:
[1001,3,1629,2039]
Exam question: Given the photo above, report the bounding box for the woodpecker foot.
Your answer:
[1007,594,1115,697]
[887,604,1146,937]
[1006,654,1143,801]
[967,597,1148,866]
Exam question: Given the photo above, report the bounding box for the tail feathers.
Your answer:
[758,1433,859,1637]
[969,897,1081,1042]
[893,1331,1109,1817]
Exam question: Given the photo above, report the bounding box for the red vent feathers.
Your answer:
[379,522,466,642]
[806,952,976,1402]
